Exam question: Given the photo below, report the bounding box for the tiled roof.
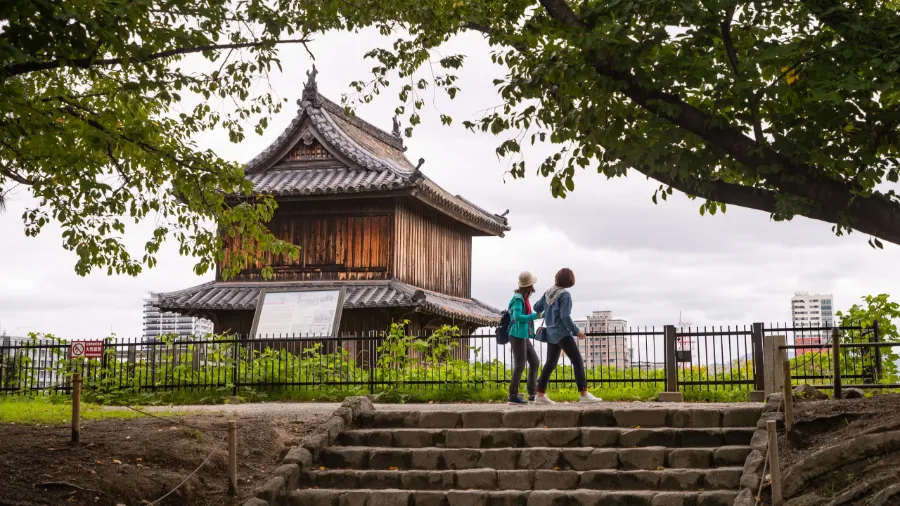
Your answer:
[155,280,501,327]
[239,68,510,236]
[246,168,413,196]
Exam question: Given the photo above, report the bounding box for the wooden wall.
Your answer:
[393,199,472,298]
[219,196,475,301]
[219,199,395,282]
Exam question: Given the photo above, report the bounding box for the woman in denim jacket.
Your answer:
[533,268,601,404]
[506,271,542,405]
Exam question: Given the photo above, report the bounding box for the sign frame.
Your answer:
[69,340,104,359]
[249,287,346,339]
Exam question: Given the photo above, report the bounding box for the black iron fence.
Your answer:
[0,322,882,398]
[777,321,900,390]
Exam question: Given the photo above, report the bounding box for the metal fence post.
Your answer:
[873,320,882,383]
[664,325,677,392]
[231,335,241,397]
[752,323,765,391]
[832,327,842,399]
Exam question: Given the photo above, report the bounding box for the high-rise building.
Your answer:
[791,292,835,355]
[143,293,213,340]
[578,310,631,369]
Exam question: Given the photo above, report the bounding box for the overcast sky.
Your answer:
[1,30,897,339]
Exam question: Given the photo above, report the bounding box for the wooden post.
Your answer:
[767,419,783,505]
[763,334,786,397]
[782,360,793,433]
[71,372,82,443]
[227,420,237,496]
[832,327,842,399]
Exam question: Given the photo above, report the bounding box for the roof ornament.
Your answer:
[300,65,322,108]
[409,158,426,183]
[392,115,402,137]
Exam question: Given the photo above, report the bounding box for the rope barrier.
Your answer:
[122,405,230,433]
[145,450,217,505]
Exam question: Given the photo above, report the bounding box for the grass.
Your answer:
[0,396,187,425]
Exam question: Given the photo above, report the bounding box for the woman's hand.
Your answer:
[577,330,586,339]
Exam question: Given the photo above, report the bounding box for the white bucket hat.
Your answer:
[518,271,537,288]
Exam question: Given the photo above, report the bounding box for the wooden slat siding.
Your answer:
[219,199,395,282]
[392,198,473,298]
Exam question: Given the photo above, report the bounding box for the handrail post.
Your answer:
[832,327,841,399]
[782,359,793,433]
[768,419,783,505]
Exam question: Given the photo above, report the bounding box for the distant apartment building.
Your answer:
[143,293,213,340]
[578,310,631,369]
[791,292,835,355]
[0,334,61,390]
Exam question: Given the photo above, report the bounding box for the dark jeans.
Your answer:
[509,338,539,399]
[537,335,587,393]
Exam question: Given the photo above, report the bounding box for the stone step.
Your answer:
[320,446,751,471]
[339,428,754,449]
[288,487,739,505]
[301,468,743,492]
[355,407,762,430]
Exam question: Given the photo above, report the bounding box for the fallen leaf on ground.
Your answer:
[388,466,399,471]
[112,460,122,465]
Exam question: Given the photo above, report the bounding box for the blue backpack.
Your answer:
[496,310,511,345]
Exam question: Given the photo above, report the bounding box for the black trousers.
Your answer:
[509,338,539,398]
[537,335,588,393]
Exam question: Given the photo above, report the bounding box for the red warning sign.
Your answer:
[69,340,104,359]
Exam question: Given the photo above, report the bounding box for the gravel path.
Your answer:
[105,399,759,416]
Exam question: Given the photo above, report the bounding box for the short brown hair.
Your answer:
[555,268,575,288]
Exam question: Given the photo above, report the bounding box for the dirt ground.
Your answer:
[778,393,900,469]
[762,393,900,504]
[0,408,332,506]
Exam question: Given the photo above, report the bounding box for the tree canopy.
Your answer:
[4,1,900,281]
[299,0,900,247]
[0,0,305,277]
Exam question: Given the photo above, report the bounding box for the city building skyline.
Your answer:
[143,293,213,341]
[578,310,631,369]
[791,291,835,355]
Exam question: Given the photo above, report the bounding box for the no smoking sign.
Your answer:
[69,340,104,359]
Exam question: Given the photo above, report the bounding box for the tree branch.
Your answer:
[719,8,765,146]
[538,0,587,30]
[1,38,312,79]
[635,165,900,244]
[0,163,34,186]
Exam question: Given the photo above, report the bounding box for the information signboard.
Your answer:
[249,288,345,338]
[69,340,104,359]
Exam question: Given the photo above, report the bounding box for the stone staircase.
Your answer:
[283,402,763,506]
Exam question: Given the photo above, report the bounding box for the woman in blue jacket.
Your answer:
[506,271,541,405]
[533,268,601,404]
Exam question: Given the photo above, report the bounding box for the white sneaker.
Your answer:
[579,392,602,404]
[534,394,556,405]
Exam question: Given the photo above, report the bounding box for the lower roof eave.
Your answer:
[154,280,500,328]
